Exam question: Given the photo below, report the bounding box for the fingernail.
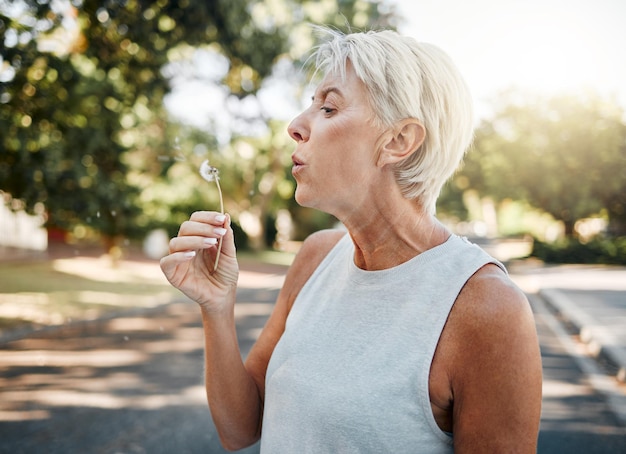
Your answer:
[215,214,226,223]
[214,227,227,236]
[203,238,218,245]
[184,251,196,258]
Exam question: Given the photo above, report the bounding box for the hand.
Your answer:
[160,211,239,312]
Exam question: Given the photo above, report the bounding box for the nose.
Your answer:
[288,112,309,143]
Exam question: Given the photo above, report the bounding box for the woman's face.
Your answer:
[288,62,386,217]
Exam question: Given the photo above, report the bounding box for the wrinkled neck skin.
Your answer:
[338,178,450,271]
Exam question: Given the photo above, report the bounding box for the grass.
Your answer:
[0,256,181,336]
[239,249,296,267]
[0,247,295,338]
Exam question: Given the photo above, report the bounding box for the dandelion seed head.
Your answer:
[198,158,224,272]
[199,159,219,182]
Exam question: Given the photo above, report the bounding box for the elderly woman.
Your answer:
[161,28,542,453]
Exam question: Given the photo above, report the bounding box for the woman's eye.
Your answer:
[320,106,335,114]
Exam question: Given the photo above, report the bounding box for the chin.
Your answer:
[294,190,312,208]
[294,188,323,211]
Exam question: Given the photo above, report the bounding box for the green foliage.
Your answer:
[436,177,469,221]
[531,236,626,265]
[462,90,626,237]
[0,0,283,241]
[1,0,397,250]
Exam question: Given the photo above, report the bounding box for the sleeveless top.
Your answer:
[261,233,505,453]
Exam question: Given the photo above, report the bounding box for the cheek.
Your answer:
[313,115,382,175]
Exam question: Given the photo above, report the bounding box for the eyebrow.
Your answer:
[311,86,344,102]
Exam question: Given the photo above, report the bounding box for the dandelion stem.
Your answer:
[213,177,224,272]
[199,159,224,273]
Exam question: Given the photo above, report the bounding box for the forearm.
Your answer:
[200,306,263,450]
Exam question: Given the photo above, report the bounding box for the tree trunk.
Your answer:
[563,219,576,238]
[102,235,123,266]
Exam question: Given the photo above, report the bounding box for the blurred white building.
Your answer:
[0,193,47,251]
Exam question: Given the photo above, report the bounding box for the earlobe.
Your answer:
[377,119,426,167]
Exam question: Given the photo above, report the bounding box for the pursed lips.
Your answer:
[291,155,305,175]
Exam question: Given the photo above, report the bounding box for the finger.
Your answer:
[169,236,219,253]
[189,211,228,226]
[217,214,237,258]
[160,250,196,275]
[178,220,229,239]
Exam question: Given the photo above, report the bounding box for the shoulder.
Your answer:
[458,263,531,321]
[281,229,347,308]
[437,262,537,368]
[448,263,537,358]
[298,228,347,262]
[443,264,542,450]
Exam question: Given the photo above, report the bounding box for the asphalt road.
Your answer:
[531,294,626,452]
[0,282,277,454]
[1,286,625,453]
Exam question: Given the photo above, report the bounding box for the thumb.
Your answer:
[220,213,237,257]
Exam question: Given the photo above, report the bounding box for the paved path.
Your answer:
[531,292,626,452]
[0,261,284,454]
[509,262,626,385]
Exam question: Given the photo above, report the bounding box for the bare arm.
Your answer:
[160,211,258,449]
[440,265,543,453]
[161,218,344,450]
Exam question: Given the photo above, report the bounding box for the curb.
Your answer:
[539,288,626,383]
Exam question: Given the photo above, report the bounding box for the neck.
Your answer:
[340,197,450,271]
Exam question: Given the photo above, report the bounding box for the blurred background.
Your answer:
[1,0,625,262]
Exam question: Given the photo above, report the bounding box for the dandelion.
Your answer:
[199,160,224,272]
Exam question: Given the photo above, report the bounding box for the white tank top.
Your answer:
[261,233,504,453]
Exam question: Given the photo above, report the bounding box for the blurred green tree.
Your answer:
[0,0,398,251]
[461,90,626,237]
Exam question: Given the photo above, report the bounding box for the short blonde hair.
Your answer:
[311,28,474,213]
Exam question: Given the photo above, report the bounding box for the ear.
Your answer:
[377,119,426,167]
